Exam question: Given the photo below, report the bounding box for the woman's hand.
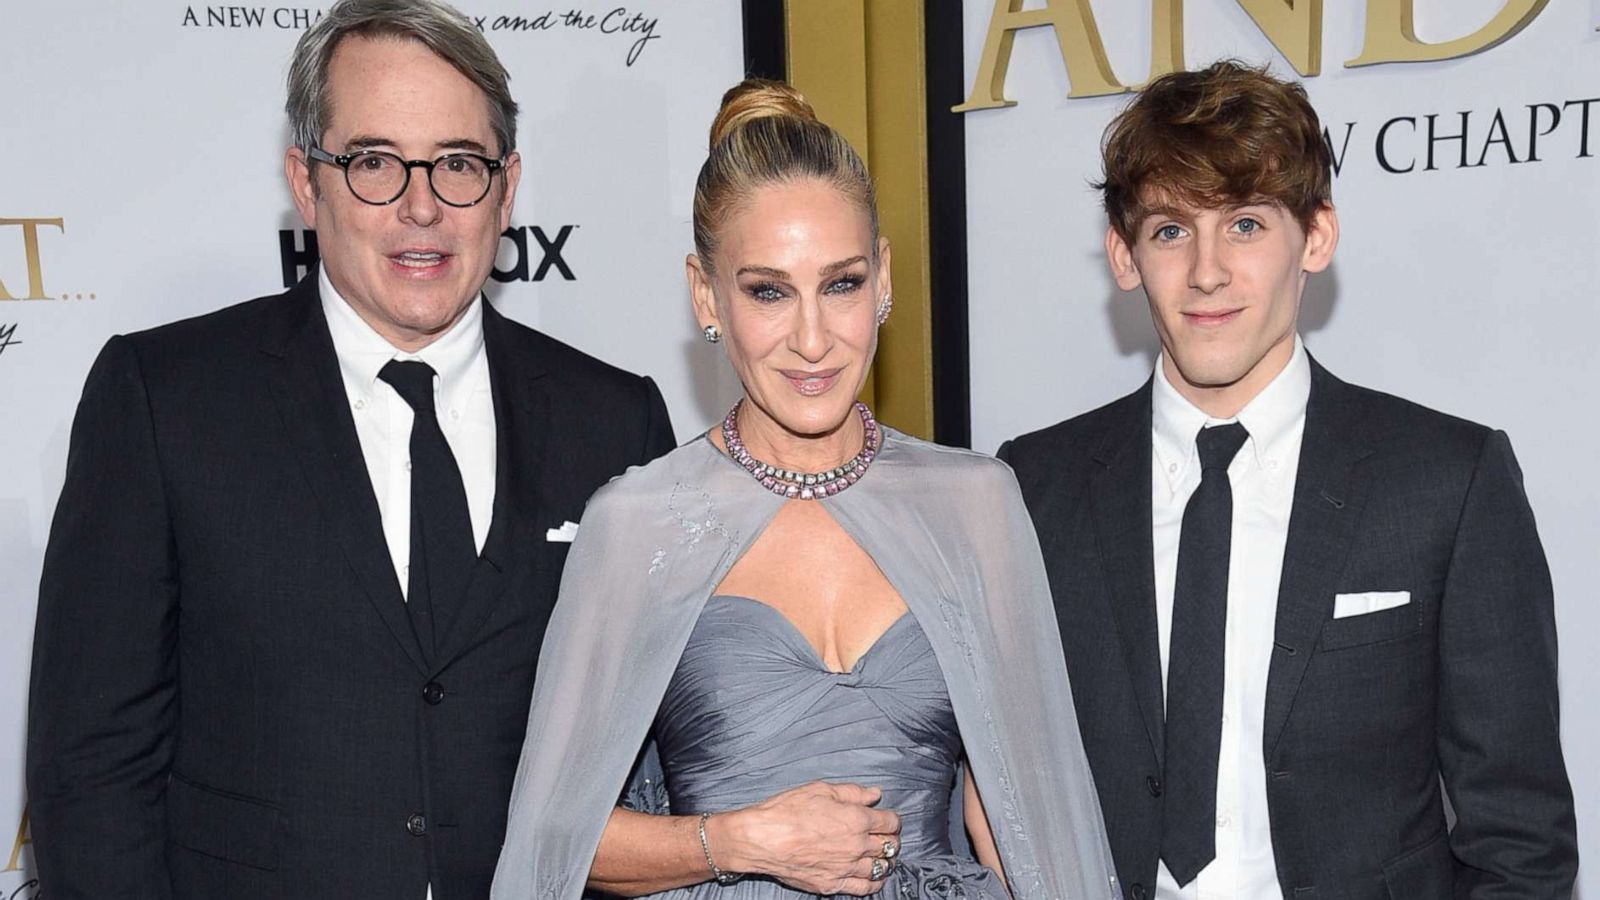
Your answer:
[707,781,902,896]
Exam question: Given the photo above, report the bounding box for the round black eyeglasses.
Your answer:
[308,147,505,207]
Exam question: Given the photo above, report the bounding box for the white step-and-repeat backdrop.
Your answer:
[6,0,1598,894]
[1,2,744,893]
[961,0,1596,892]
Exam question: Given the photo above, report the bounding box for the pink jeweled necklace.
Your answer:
[721,399,881,500]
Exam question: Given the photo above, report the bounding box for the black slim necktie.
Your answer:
[1161,421,1250,887]
[378,359,477,659]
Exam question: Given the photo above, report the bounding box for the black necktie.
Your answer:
[379,359,477,660]
[1161,421,1250,886]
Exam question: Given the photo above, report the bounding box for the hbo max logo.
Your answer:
[279,225,576,288]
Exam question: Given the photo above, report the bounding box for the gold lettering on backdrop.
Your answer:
[954,0,1189,110]
[0,218,66,301]
[957,2,1552,113]
[3,805,29,873]
[1348,0,1548,66]
[1142,1,1300,81]
[1237,0,1323,75]
[1147,0,1185,87]
[954,0,1126,109]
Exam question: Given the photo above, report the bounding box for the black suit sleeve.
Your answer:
[1436,431,1577,897]
[639,375,676,463]
[27,336,178,900]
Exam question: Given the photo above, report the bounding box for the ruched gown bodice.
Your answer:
[653,595,1007,900]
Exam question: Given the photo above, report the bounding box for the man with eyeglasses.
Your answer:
[26,1,675,898]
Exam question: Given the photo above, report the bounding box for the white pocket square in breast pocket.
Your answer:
[545,520,580,543]
[1333,590,1410,619]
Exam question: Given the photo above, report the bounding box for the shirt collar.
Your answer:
[1152,335,1311,491]
[320,268,486,403]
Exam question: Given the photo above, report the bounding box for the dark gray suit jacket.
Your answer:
[27,272,677,900]
[999,359,1576,900]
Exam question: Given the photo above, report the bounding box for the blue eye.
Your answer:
[1155,224,1183,241]
[825,275,865,295]
[747,282,785,303]
[1235,217,1261,234]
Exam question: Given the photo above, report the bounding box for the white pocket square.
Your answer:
[1333,590,1410,619]
[545,520,580,543]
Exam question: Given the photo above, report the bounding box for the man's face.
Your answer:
[1106,198,1338,413]
[286,35,521,351]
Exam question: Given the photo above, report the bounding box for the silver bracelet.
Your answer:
[697,811,744,886]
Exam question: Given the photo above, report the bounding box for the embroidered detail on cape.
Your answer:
[652,482,736,575]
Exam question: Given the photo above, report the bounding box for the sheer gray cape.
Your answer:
[490,429,1120,900]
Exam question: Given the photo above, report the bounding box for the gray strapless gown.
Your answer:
[652,595,1009,900]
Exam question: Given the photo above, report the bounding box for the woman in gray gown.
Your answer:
[491,80,1118,900]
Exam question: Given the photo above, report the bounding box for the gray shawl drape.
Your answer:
[491,429,1119,900]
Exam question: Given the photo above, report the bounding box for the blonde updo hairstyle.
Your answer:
[692,79,880,271]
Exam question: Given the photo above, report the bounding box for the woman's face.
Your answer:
[689,178,890,444]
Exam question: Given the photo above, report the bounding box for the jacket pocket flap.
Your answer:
[166,772,282,871]
[1319,599,1421,651]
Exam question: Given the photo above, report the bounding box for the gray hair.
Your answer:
[286,0,518,156]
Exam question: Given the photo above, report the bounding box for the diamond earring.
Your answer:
[875,294,893,325]
[703,324,722,343]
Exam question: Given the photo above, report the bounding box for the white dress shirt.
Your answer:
[1152,337,1310,900]
[320,269,497,589]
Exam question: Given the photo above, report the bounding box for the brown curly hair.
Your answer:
[1097,60,1333,242]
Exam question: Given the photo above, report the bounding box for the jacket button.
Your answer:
[1146,775,1162,797]
[1129,883,1147,900]
[407,813,427,836]
[422,681,445,705]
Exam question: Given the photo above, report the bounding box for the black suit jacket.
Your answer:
[999,359,1576,900]
[27,273,676,900]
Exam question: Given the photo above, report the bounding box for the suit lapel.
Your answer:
[1088,382,1166,764]
[260,276,429,674]
[1263,359,1375,757]
[430,301,550,669]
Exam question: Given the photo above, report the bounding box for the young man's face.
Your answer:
[1106,198,1338,414]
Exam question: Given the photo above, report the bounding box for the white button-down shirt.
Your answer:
[320,270,496,597]
[1152,337,1310,900]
